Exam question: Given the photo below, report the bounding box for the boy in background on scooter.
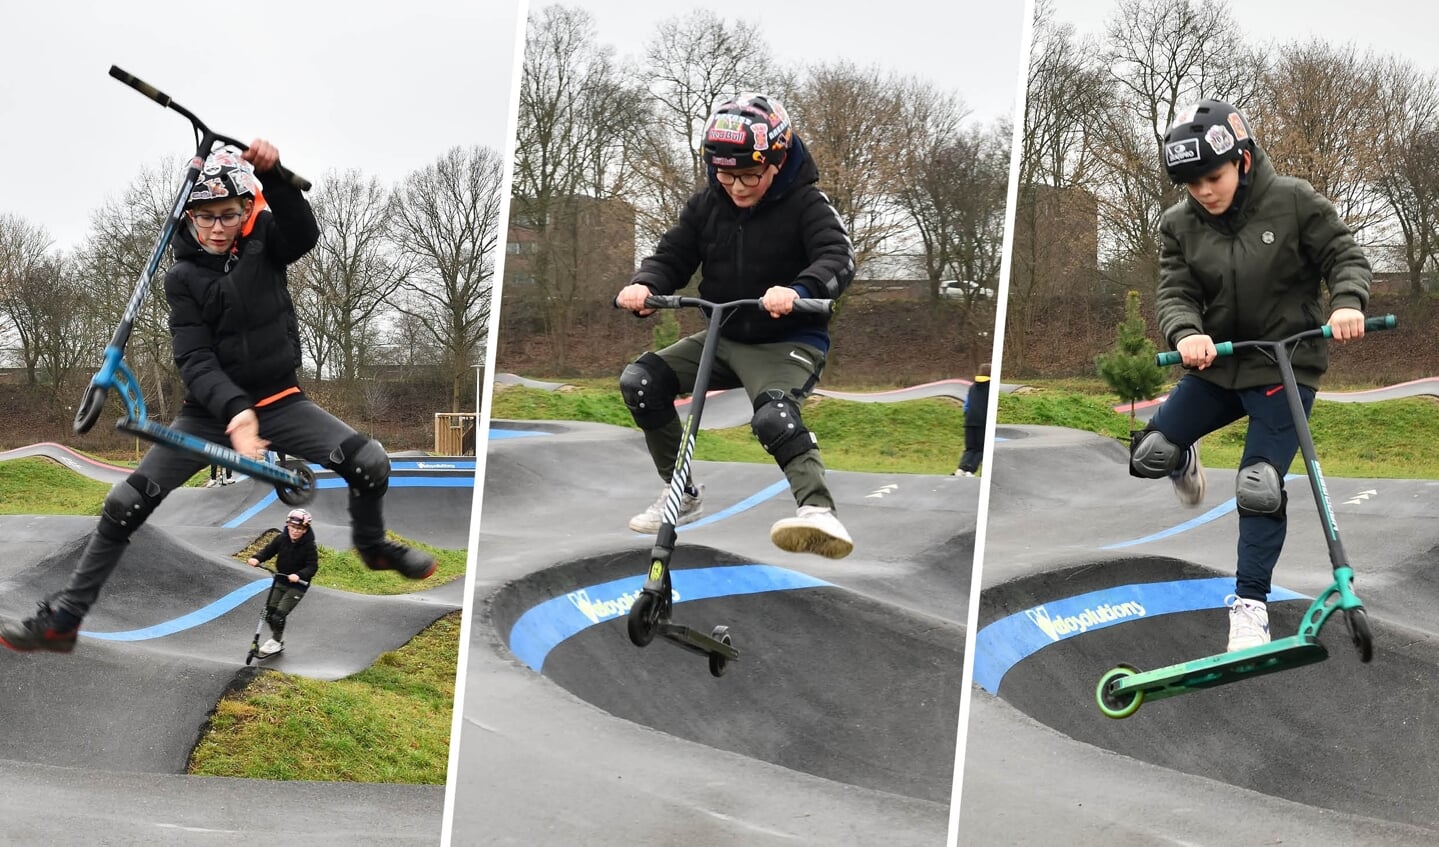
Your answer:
[1128,99,1370,651]
[615,93,856,559]
[247,508,320,657]
[1,141,436,654]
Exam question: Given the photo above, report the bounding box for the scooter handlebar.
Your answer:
[635,295,834,314]
[1155,314,1397,367]
[109,65,172,107]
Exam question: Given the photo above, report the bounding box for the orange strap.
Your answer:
[254,386,301,408]
[240,190,269,238]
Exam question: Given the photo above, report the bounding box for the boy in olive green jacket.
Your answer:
[1130,99,1370,652]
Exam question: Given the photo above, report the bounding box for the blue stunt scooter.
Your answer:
[1096,314,1396,718]
[73,67,315,506]
[622,295,833,677]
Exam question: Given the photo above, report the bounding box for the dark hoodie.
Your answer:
[253,525,320,590]
[1156,143,1371,390]
[164,173,320,423]
[629,135,855,350]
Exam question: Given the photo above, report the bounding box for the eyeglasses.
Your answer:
[190,211,245,228]
[715,170,766,187]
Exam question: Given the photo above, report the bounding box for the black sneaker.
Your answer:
[357,541,437,580]
[0,601,80,653]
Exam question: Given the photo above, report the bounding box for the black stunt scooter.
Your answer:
[72,66,316,506]
[245,565,310,665]
[624,295,833,677]
[1096,314,1396,718]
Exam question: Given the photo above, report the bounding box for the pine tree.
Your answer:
[1096,290,1167,431]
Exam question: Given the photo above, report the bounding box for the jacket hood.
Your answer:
[1185,142,1276,228]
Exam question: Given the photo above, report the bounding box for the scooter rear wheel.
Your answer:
[708,626,732,678]
[1096,664,1143,719]
[627,591,661,647]
[275,460,317,506]
[1345,607,1374,663]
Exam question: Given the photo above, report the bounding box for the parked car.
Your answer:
[939,280,993,300]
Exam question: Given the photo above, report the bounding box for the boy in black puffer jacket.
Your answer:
[616,93,856,559]
[1,141,435,654]
[247,508,321,657]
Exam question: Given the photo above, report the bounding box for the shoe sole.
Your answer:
[0,634,76,654]
[769,523,854,560]
[628,509,704,534]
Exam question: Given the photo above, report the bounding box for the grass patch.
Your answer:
[188,611,460,783]
[493,385,964,475]
[234,530,468,595]
[999,381,1439,479]
[0,458,110,514]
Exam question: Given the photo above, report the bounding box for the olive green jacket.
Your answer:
[1156,144,1371,390]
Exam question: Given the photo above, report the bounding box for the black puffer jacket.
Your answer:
[630,135,855,347]
[165,173,319,423]
[253,526,319,591]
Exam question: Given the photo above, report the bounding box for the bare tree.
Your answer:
[0,214,54,383]
[298,169,406,386]
[389,145,504,411]
[1370,58,1439,295]
[32,258,107,408]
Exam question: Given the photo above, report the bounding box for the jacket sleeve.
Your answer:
[254,535,281,564]
[629,190,706,295]
[1156,211,1206,347]
[165,265,252,423]
[257,169,320,267]
[1295,181,1371,314]
[792,189,855,299]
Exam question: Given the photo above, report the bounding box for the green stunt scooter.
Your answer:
[1096,314,1396,718]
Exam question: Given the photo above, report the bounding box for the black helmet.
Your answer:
[1162,99,1253,184]
[187,144,262,208]
[701,93,792,171]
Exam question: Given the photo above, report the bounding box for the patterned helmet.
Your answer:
[1162,99,1254,185]
[702,93,793,171]
[187,144,262,208]
[286,508,312,528]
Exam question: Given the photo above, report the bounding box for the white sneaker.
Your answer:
[1169,442,1206,506]
[258,638,284,657]
[770,505,854,559]
[628,484,704,533]
[1226,596,1269,651]
[203,479,219,488]
[954,469,975,477]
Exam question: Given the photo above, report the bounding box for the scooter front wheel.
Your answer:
[627,591,662,647]
[74,384,108,435]
[275,460,317,506]
[1096,664,1144,719]
[1345,607,1374,663]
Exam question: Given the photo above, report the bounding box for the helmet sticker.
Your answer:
[706,113,748,145]
[192,177,231,201]
[1165,138,1201,167]
[1172,104,1200,127]
[1227,111,1249,142]
[752,123,768,151]
[711,155,737,167]
[1205,124,1235,155]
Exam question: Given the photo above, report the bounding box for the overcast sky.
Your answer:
[1050,0,1438,72]
[557,0,1028,127]
[2,0,522,252]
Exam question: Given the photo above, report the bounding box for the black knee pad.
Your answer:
[620,352,680,431]
[1236,461,1287,518]
[751,390,817,469]
[329,434,389,494]
[1129,428,1184,479]
[98,474,163,541]
[266,607,288,627]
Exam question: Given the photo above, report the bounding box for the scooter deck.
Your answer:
[118,417,312,496]
[1113,635,1328,703]
[660,622,740,660]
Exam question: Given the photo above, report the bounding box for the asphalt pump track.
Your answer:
[961,425,1439,846]
[454,420,977,846]
[0,446,471,846]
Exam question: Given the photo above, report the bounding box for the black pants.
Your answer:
[57,399,387,617]
[959,425,985,473]
[265,583,306,641]
[1147,374,1316,601]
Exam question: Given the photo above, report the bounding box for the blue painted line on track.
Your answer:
[507,564,831,672]
[626,479,790,536]
[83,579,271,642]
[1100,474,1302,550]
[489,429,548,440]
[222,475,473,528]
[971,578,1308,693]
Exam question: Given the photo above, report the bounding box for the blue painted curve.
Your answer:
[1100,473,1302,550]
[223,474,474,529]
[84,579,270,642]
[508,564,831,672]
[971,577,1308,693]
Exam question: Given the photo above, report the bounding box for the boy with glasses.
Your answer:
[615,93,856,558]
[0,141,437,653]
[247,508,321,658]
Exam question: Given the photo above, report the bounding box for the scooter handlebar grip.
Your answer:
[1366,314,1397,331]
[109,66,171,107]
[791,298,834,315]
[643,295,684,310]
[1214,341,1234,358]
[269,160,312,192]
[1155,350,1181,367]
